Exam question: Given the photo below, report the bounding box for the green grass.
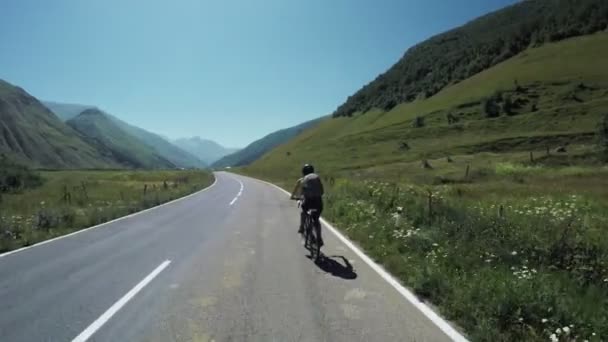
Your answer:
[239,33,608,341]
[0,169,214,253]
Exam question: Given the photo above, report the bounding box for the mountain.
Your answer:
[44,101,205,168]
[67,109,174,169]
[42,101,95,121]
[212,117,325,168]
[173,137,238,165]
[109,118,205,168]
[246,31,608,179]
[333,0,608,117]
[0,79,119,169]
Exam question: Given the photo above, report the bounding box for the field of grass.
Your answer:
[239,33,608,341]
[0,169,214,253]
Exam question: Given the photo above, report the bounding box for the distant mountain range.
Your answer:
[212,117,325,168]
[0,80,120,168]
[1,78,324,170]
[66,108,175,169]
[44,101,206,168]
[173,137,239,165]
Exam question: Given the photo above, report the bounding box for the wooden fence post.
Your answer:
[465,164,470,181]
[427,190,433,224]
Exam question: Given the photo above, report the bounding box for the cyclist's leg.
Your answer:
[299,199,307,234]
[313,198,324,246]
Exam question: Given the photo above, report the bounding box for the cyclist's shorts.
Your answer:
[302,196,323,217]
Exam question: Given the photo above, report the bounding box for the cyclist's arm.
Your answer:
[290,178,302,199]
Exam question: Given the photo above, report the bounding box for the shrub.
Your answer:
[0,155,44,193]
[483,98,501,118]
[412,116,426,128]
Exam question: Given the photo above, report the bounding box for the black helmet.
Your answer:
[302,164,314,176]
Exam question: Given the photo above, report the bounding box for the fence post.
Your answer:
[80,181,88,200]
[427,190,433,224]
[499,204,504,218]
[530,151,534,163]
[143,184,148,196]
[465,164,470,181]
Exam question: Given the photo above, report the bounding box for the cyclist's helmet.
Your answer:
[302,164,314,176]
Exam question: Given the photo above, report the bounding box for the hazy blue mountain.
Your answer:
[173,137,238,165]
[42,101,95,121]
[212,117,325,168]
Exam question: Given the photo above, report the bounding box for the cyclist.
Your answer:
[290,164,324,246]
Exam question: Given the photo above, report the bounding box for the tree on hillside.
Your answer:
[412,116,426,128]
[483,98,501,118]
[503,95,515,116]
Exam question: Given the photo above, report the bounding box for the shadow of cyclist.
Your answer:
[310,255,358,280]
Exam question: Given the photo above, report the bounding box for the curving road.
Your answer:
[0,172,466,342]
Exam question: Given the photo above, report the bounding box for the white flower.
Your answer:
[549,333,558,342]
[562,326,570,335]
[541,318,548,323]
[555,328,562,334]
[511,251,518,256]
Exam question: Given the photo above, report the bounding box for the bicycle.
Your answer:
[292,197,322,262]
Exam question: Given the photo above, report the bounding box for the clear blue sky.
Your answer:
[0,0,516,148]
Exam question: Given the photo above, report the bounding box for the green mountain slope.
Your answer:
[108,118,205,168]
[212,117,325,168]
[334,0,608,117]
[247,33,608,180]
[43,101,205,168]
[67,109,174,169]
[173,137,238,165]
[0,79,119,169]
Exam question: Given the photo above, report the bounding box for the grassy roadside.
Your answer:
[238,158,608,342]
[0,169,214,253]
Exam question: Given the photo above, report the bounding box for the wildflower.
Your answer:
[432,243,439,247]
[562,327,570,335]
[511,251,518,256]
[541,318,548,323]
[556,328,562,335]
[549,334,558,342]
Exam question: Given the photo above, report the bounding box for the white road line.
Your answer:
[243,174,469,342]
[71,260,171,342]
[229,178,244,206]
[0,176,219,259]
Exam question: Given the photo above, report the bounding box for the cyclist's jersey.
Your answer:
[300,173,324,199]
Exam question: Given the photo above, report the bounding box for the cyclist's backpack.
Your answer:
[302,173,324,198]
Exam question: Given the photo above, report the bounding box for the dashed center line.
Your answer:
[229,179,244,206]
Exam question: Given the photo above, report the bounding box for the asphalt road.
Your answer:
[0,172,466,342]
